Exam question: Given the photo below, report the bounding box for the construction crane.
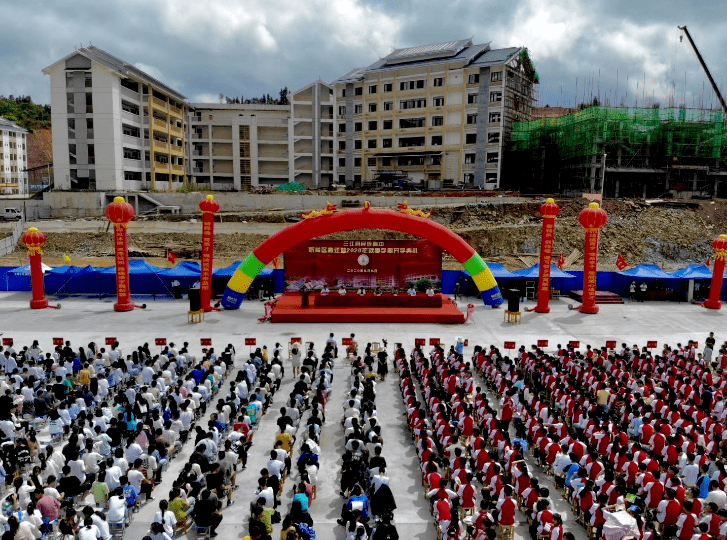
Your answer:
[678,25,727,113]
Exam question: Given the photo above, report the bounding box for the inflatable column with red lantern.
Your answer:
[199,195,220,311]
[22,227,57,309]
[703,234,727,310]
[578,202,608,314]
[105,197,144,312]
[533,198,561,313]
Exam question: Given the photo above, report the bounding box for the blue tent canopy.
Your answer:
[483,263,518,279]
[670,264,713,280]
[8,263,51,276]
[617,264,676,279]
[46,265,98,295]
[96,260,168,296]
[512,263,575,279]
[159,261,201,277]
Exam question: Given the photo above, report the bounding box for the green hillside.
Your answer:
[0,95,51,131]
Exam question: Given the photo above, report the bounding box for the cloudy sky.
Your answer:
[2,0,726,109]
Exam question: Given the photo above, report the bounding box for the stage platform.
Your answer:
[270,292,466,323]
[568,290,625,304]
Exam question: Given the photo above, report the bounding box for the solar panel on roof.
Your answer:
[385,39,472,65]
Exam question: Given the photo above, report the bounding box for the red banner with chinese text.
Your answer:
[200,214,215,310]
[284,240,442,289]
[114,225,131,306]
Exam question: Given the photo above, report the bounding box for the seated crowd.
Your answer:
[396,331,727,540]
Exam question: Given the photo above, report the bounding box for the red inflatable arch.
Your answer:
[222,206,503,308]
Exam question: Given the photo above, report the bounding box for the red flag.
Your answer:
[706,258,711,267]
[167,250,176,264]
[557,253,565,270]
[616,253,628,270]
[272,256,279,270]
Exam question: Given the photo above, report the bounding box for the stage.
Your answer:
[269,292,466,323]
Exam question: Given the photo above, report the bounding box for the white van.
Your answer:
[0,208,22,221]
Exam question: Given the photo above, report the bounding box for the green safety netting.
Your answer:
[276,181,307,192]
[512,106,726,162]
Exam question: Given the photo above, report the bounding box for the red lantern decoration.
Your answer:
[105,197,137,312]
[199,195,220,312]
[578,202,608,314]
[533,198,561,313]
[704,234,727,310]
[22,227,51,309]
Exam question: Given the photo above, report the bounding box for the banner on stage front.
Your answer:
[284,239,443,289]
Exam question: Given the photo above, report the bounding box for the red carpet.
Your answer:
[270,292,466,323]
[568,290,625,304]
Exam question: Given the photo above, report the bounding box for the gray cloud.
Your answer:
[0,0,725,112]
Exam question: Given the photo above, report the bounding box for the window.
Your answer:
[367,139,377,149]
[416,80,425,89]
[467,94,478,104]
[400,98,426,110]
[464,153,476,164]
[338,106,346,115]
[487,152,499,163]
[368,103,377,113]
[398,136,425,147]
[85,73,92,87]
[468,74,480,84]
[433,77,444,87]
[124,171,142,181]
[399,117,425,129]
[339,141,346,151]
[490,91,502,102]
[489,112,501,123]
[354,157,361,167]
[87,144,95,165]
[368,85,377,94]
[431,135,442,146]
[368,121,378,130]
[338,124,346,133]
[341,89,346,97]
[354,87,363,96]
[488,132,500,144]
[68,144,77,165]
[354,104,362,114]
[381,157,391,166]
[354,140,362,149]
[67,118,75,138]
[339,158,346,167]
[431,155,441,165]
[339,175,346,183]
[431,116,443,127]
[383,83,392,92]
[354,122,362,132]
[491,71,503,82]
[85,92,93,113]
[123,124,140,137]
[465,133,477,144]
[66,93,74,114]
[382,138,392,148]
[399,80,425,91]
[466,114,478,125]
[123,147,141,160]
[486,173,498,183]
[367,157,376,166]
[383,101,393,111]
[464,173,474,184]
[121,101,139,115]
[86,118,94,138]
[433,96,444,107]
[398,156,424,166]
[383,120,392,130]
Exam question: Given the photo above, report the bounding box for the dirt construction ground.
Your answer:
[2,197,726,270]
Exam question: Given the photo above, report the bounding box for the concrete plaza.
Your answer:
[0,291,722,540]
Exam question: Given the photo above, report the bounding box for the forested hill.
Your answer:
[0,96,51,131]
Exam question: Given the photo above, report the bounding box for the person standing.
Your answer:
[454,282,461,300]
[629,282,636,302]
[639,282,647,302]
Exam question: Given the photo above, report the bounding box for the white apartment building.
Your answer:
[188,104,293,190]
[291,80,336,188]
[43,46,188,191]
[332,39,537,189]
[0,117,29,195]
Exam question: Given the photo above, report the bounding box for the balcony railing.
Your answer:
[169,124,182,134]
[169,104,183,116]
[153,118,167,129]
[153,140,169,151]
[154,161,170,170]
[171,164,183,172]
[192,167,204,174]
[152,96,167,109]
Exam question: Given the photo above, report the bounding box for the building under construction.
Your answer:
[503,106,727,198]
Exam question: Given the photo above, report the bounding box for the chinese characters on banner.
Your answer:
[285,240,442,287]
[534,199,560,313]
[200,220,214,309]
[114,225,130,305]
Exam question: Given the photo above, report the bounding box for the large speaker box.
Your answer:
[507,289,520,312]
[189,287,201,312]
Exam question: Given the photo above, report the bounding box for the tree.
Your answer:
[279,87,289,105]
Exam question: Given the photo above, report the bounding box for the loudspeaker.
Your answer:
[189,287,201,312]
[507,289,520,313]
